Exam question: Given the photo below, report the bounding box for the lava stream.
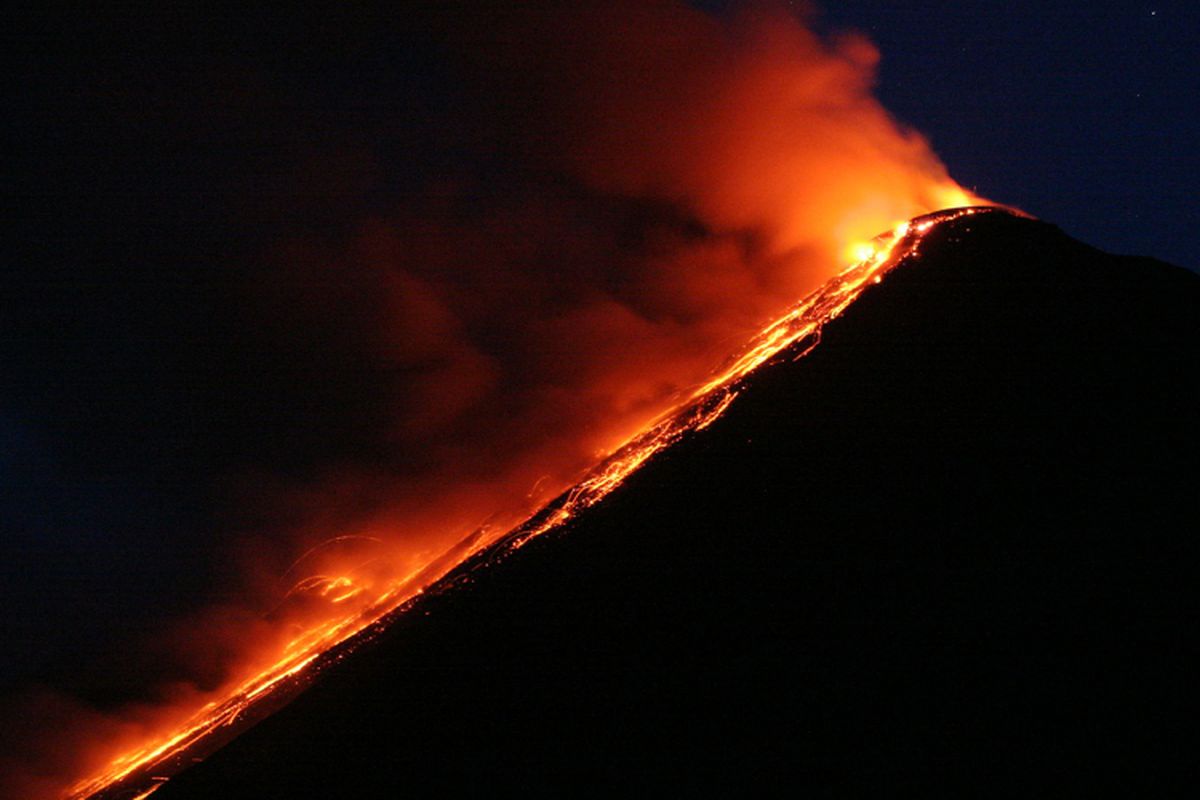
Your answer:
[69,206,1002,800]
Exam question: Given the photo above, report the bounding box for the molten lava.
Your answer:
[66,206,1004,800]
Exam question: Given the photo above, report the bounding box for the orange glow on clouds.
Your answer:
[1,4,995,798]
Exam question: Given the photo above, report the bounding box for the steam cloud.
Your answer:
[3,2,973,796]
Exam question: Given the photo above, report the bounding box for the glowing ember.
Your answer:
[67,207,1003,800]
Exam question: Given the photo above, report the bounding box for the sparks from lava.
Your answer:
[67,206,997,800]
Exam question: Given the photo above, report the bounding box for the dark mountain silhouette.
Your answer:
[158,210,1199,795]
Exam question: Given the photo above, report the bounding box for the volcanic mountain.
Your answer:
[133,210,1199,795]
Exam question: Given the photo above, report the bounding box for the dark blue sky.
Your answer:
[818,0,1198,270]
[3,0,1196,696]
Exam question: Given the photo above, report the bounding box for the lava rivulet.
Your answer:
[67,206,1005,800]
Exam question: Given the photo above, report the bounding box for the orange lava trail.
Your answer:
[68,206,1000,800]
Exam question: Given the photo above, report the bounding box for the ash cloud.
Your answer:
[2,2,973,795]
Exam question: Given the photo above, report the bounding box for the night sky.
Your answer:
[3,0,1196,719]
[815,0,1198,271]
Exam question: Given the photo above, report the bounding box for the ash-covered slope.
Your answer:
[161,212,1200,795]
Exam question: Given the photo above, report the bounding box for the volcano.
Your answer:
[108,210,1200,796]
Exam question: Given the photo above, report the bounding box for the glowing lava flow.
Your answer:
[67,206,1001,800]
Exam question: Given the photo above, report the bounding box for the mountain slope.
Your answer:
[160,211,1200,795]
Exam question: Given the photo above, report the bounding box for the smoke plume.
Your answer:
[3,2,975,796]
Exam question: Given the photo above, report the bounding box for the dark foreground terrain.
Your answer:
[161,212,1199,795]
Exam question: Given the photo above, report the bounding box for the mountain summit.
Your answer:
[151,210,1200,795]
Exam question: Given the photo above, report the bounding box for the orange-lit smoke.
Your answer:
[2,3,979,797]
